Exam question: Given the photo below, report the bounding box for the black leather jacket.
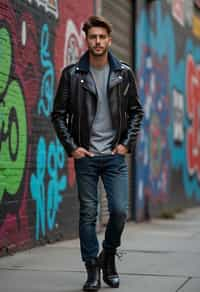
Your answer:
[51,51,144,156]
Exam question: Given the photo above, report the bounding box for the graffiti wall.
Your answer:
[0,0,93,255]
[135,0,200,220]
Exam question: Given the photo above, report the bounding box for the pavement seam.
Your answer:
[175,276,192,292]
[1,267,200,280]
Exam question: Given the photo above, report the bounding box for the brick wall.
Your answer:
[0,0,94,256]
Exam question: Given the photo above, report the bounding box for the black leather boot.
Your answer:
[99,249,120,288]
[83,258,101,291]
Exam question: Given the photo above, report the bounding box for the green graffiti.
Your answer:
[0,27,27,201]
[0,27,12,95]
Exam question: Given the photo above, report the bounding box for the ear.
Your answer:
[108,36,112,47]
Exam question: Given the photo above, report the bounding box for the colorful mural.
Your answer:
[0,0,93,254]
[136,0,200,219]
[137,49,170,207]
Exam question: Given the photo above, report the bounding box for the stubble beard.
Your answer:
[89,46,108,57]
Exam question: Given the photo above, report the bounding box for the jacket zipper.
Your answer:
[88,73,98,140]
[78,80,81,146]
[78,116,81,145]
[79,74,97,146]
[116,85,122,146]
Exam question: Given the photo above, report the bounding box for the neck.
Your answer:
[89,53,109,68]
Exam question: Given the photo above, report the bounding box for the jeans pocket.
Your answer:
[115,153,125,159]
[75,156,86,160]
[75,156,88,170]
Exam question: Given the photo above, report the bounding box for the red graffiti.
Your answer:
[54,0,93,80]
[186,55,200,178]
[54,1,93,188]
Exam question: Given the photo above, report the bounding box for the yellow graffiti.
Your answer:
[192,15,200,39]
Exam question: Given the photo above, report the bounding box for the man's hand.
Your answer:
[71,147,94,159]
[112,144,128,155]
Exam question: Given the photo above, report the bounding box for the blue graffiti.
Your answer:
[137,49,170,202]
[31,138,46,239]
[31,23,67,240]
[31,137,66,240]
[47,139,66,230]
[137,2,200,200]
[38,23,54,116]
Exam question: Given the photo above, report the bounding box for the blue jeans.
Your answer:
[75,154,128,262]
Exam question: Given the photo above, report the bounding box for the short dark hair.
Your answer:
[82,16,112,36]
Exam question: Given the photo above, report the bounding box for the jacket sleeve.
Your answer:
[51,68,78,156]
[120,68,144,152]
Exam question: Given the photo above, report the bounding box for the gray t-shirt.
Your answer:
[89,64,116,155]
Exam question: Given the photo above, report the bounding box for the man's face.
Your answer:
[86,27,112,57]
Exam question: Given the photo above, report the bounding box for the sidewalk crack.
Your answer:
[175,276,192,292]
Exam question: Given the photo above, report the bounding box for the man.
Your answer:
[51,16,143,291]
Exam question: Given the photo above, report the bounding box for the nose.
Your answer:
[96,36,101,43]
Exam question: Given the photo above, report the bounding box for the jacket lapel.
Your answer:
[108,71,123,91]
[76,50,124,94]
[81,73,97,96]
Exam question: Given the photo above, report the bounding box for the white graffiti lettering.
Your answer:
[25,0,59,19]
[173,89,184,142]
[64,20,85,66]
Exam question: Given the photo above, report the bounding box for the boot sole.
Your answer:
[83,284,101,292]
[103,277,119,288]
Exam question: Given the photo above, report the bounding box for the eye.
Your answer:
[100,35,107,40]
[88,35,96,40]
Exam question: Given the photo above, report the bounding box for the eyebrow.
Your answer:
[88,33,108,37]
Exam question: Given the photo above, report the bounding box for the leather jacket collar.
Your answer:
[75,50,124,73]
[75,50,126,93]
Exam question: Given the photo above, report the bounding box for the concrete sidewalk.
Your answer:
[0,207,200,292]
